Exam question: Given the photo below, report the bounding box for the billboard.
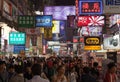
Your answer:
[79,0,103,14]
[103,34,120,50]
[9,32,26,45]
[44,6,75,20]
[109,14,120,28]
[79,26,102,36]
[77,15,105,27]
[103,0,120,13]
[14,45,25,54]
[35,15,53,27]
[52,20,60,33]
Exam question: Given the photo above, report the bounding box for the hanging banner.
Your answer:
[30,35,37,46]
[44,28,52,40]
[26,35,30,48]
[37,34,43,54]
[18,15,35,28]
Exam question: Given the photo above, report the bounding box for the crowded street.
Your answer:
[0,0,120,82]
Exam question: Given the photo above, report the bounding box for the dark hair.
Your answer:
[107,62,116,70]
[93,62,98,67]
[31,64,41,75]
[83,67,90,74]
[15,65,23,74]
[0,61,6,65]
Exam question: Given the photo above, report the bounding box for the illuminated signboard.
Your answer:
[77,15,104,27]
[35,15,53,27]
[52,20,60,33]
[18,15,35,28]
[79,1,103,14]
[9,32,26,45]
[103,34,120,50]
[84,36,101,50]
[79,26,102,36]
[44,6,75,20]
[14,45,25,54]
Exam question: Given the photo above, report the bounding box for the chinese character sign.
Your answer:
[18,16,35,28]
[79,1,103,14]
[9,32,26,45]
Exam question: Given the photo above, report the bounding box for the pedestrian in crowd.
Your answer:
[24,63,32,80]
[104,62,117,82]
[0,61,8,82]
[90,62,100,80]
[81,67,97,82]
[9,65,25,82]
[69,67,78,82]
[7,64,15,81]
[27,63,49,82]
[52,65,68,82]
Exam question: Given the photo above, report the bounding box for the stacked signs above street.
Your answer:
[77,0,103,50]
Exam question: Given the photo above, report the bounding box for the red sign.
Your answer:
[79,1,103,14]
[77,16,104,27]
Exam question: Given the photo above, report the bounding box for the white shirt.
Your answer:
[26,75,49,82]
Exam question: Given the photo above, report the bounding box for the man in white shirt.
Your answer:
[27,64,49,82]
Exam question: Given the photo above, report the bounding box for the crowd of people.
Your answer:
[0,56,119,82]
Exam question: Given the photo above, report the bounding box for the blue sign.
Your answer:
[35,15,53,27]
[14,45,25,54]
[105,0,120,5]
[9,32,26,45]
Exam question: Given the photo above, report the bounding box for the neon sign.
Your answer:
[79,1,103,14]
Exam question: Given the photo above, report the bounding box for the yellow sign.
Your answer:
[52,20,60,33]
[84,36,101,50]
[85,38,100,45]
[44,28,52,40]
[84,46,101,50]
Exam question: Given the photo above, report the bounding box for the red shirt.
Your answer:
[104,72,117,82]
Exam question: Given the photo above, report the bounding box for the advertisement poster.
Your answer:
[77,16,104,27]
[44,6,75,20]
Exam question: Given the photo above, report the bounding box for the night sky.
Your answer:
[55,0,75,6]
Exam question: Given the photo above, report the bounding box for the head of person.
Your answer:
[15,65,23,74]
[8,64,15,73]
[31,64,41,76]
[93,62,98,68]
[57,65,65,75]
[107,62,116,74]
